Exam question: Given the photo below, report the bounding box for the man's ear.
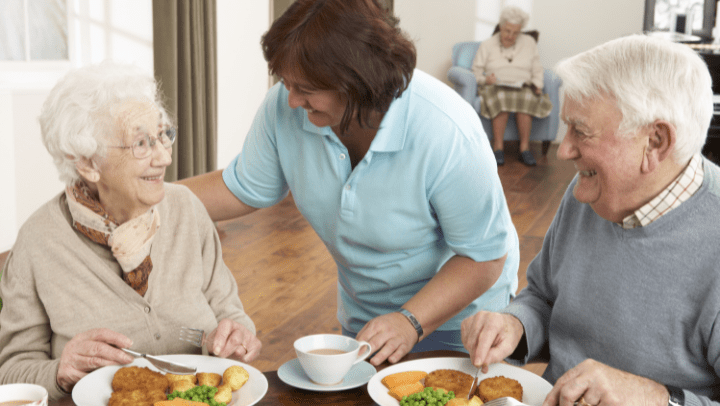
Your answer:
[642,120,676,173]
[75,158,100,183]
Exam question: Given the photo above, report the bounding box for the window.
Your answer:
[0,0,69,61]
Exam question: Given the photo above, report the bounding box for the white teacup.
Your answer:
[0,383,48,406]
[294,334,373,385]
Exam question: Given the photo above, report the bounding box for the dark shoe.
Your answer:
[494,150,505,166]
[519,150,537,166]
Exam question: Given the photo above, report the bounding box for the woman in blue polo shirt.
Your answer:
[181,0,519,367]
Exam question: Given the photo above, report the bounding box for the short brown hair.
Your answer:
[262,0,416,134]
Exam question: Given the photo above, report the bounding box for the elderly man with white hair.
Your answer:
[461,35,720,406]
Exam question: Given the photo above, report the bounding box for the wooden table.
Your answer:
[49,351,547,406]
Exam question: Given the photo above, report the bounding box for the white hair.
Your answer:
[39,61,172,186]
[555,34,713,164]
[499,6,529,28]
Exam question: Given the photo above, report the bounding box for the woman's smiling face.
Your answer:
[94,99,172,224]
[280,71,347,131]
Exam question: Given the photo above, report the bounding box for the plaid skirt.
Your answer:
[478,84,553,120]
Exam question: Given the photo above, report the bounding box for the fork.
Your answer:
[482,398,530,406]
[179,326,206,348]
[483,397,589,406]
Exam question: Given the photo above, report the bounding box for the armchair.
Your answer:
[447,40,562,154]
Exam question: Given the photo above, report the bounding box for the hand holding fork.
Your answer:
[179,319,261,362]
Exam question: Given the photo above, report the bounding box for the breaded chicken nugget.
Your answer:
[223,365,249,390]
[214,384,233,404]
[169,379,196,393]
[166,373,197,385]
[477,376,523,402]
[108,388,166,406]
[424,369,474,396]
[111,366,169,393]
[197,372,222,387]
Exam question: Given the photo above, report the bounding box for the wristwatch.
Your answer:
[398,308,423,340]
[666,385,685,406]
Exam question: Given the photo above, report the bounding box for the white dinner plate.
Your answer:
[72,354,268,406]
[367,357,552,406]
[277,358,376,392]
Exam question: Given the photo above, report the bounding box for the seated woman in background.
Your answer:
[472,6,553,166]
[0,62,260,400]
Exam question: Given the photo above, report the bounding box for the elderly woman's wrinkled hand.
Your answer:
[460,311,523,373]
[206,318,261,363]
[356,312,418,366]
[56,328,134,392]
[542,359,669,406]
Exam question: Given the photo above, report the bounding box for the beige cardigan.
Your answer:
[0,183,255,400]
[471,32,545,90]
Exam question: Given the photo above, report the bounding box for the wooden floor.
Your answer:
[0,141,577,375]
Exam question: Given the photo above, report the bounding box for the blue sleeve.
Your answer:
[427,124,517,263]
[222,84,290,208]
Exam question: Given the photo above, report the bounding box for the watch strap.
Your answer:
[398,308,423,339]
[666,385,685,406]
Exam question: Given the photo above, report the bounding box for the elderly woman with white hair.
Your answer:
[462,35,720,405]
[0,62,260,400]
[472,6,553,166]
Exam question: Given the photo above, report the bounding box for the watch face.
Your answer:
[666,385,684,406]
[399,309,423,338]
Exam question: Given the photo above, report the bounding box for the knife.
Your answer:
[467,365,483,400]
[121,348,197,375]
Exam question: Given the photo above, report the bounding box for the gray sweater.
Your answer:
[504,158,720,406]
[0,183,255,400]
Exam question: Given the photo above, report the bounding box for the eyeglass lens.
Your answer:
[132,127,176,158]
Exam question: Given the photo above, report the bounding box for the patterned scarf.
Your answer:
[65,182,160,296]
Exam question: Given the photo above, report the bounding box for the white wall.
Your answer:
[216,0,271,169]
[534,0,645,71]
[0,90,17,251]
[394,0,476,83]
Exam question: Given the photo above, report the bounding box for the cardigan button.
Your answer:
[155,333,161,340]
[144,307,151,313]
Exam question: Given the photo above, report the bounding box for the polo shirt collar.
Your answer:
[371,89,409,153]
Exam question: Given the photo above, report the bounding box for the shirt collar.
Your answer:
[621,153,704,229]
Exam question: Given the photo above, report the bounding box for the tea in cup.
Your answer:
[294,334,372,385]
[0,383,48,406]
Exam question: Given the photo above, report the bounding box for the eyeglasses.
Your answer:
[109,127,176,159]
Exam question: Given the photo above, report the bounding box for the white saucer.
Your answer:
[277,358,376,392]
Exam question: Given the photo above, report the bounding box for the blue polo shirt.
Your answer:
[224,70,519,333]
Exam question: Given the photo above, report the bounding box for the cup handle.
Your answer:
[353,341,373,364]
